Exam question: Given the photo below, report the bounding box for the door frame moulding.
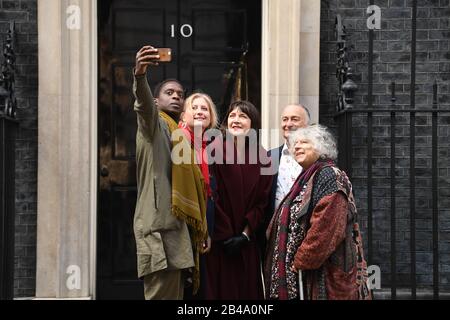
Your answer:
[36,0,98,299]
[261,0,321,149]
[89,0,98,301]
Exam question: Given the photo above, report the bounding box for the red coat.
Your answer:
[204,142,273,299]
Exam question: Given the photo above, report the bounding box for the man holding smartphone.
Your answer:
[132,46,206,300]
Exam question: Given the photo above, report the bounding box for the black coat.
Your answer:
[257,145,283,259]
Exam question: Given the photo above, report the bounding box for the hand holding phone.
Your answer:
[135,46,172,76]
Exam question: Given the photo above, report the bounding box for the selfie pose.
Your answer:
[132,45,207,300]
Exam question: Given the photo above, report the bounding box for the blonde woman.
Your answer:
[179,92,219,299]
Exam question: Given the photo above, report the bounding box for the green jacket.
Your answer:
[133,74,194,278]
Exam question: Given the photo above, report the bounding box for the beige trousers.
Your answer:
[143,269,184,300]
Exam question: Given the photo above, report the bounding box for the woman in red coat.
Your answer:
[264,125,371,300]
[204,100,273,300]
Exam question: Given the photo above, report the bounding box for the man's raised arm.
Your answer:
[133,45,161,141]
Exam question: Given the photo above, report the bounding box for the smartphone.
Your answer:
[156,48,172,62]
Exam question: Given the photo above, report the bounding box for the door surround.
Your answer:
[261,0,321,149]
[36,0,98,299]
[36,0,320,299]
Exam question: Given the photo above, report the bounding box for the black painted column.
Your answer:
[0,114,18,300]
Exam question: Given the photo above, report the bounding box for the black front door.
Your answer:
[97,0,261,299]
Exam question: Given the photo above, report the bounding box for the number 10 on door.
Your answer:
[171,24,194,38]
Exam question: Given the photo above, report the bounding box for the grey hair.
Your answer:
[297,104,311,125]
[288,124,338,160]
[287,103,311,125]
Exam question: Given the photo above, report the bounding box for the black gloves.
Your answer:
[223,233,250,255]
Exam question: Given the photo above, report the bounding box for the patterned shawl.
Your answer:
[265,160,332,299]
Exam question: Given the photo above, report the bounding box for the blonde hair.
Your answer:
[183,93,219,129]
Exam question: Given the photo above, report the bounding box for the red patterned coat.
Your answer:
[265,163,372,300]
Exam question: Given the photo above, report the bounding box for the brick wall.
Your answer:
[0,0,38,298]
[320,0,450,294]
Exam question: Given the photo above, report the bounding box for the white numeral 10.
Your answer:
[171,24,194,38]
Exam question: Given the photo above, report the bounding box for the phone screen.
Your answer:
[157,48,172,62]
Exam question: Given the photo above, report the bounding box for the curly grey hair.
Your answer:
[288,124,338,160]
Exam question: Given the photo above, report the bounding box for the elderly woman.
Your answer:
[264,125,371,300]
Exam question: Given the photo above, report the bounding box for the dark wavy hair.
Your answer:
[222,100,261,131]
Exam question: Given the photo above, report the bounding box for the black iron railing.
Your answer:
[335,83,449,299]
[0,21,17,300]
[334,10,449,299]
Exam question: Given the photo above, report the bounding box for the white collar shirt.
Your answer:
[274,143,303,212]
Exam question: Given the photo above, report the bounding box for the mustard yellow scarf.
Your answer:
[159,111,207,295]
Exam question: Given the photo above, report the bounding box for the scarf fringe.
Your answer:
[172,202,207,295]
[172,206,207,244]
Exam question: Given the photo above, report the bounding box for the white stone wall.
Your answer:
[261,0,321,149]
[37,0,97,299]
